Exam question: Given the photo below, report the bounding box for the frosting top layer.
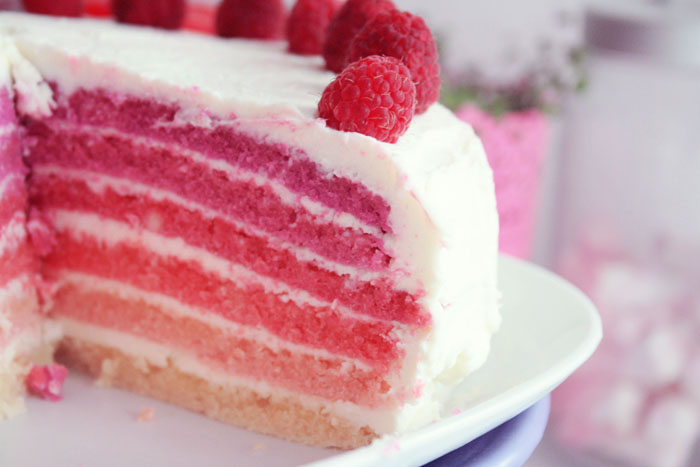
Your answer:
[0,13,334,120]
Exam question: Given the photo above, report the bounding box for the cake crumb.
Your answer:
[26,363,68,401]
[137,407,156,422]
[96,359,118,387]
[252,442,266,451]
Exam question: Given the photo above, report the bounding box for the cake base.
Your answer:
[57,337,379,449]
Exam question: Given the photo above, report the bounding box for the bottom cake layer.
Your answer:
[57,336,379,449]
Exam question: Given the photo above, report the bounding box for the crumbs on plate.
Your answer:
[137,407,155,422]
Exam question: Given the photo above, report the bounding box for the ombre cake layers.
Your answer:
[0,13,499,448]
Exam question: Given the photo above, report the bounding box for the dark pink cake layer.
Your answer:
[54,283,392,407]
[46,231,405,368]
[46,86,392,232]
[32,175,427,326]
[26,122,392,271]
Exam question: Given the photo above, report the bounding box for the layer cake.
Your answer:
[0,12,499,448]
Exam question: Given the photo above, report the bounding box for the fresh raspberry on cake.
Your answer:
[322,0,394,72]
[287,0,341,55]
[112,0,186,30]
[216,0,287,40]
[347,9,441,114]
[318,55,416,143]
[22,0,82,16]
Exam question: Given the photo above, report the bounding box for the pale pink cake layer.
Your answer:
[45,231,406,367]
[0,281,41,349]
[31,175,425,326]
[53,283,392,407]
[49,86,392,232]
[27,121,392,271]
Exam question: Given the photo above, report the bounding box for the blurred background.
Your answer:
[4,0,700,465]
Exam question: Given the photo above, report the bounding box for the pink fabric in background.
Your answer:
[456,105,548,259]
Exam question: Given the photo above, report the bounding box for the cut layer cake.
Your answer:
[0,12,499,448]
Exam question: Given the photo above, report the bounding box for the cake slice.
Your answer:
[0,13,499,448]
[0,38,60,418]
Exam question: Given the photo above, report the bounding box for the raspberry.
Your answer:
[322,0,394,72]
[287,0,341,55]
[112,0,186,30]
[347,9,441,114]
[318,55,415,143]
[216,0,287,40]
[23,0,82,16]
[26,364,69,402]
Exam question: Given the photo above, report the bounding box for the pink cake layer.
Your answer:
[45,231,406,367]
[0,240,36,287]
[31,174,425,326]
[48,86,392,232]
[26,121,392,272]
[53,283,392,407]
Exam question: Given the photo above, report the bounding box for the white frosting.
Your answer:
[0,13,500,434]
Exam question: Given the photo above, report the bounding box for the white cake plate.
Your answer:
[0,256,601,467]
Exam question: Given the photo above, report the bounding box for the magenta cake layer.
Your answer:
[48,86,392,232]
[26,121,392,271]
[45,231,407,367]
[54,283,392,407]
[31,175,425,326]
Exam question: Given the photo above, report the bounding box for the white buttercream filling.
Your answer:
[43,121,384,238]
[59,318,416,435]
[34,165,389,285]
[49,209,400,328]
[54,271,372,370]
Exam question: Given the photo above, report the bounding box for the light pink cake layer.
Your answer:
[31,174,425,326]
[52,282,392,407]
[45,230,407,367]
[26,121,392,271]
[48,86,392,232]
[0,278,41,350]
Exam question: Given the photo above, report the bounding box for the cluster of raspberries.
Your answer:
[22,0,440,144]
